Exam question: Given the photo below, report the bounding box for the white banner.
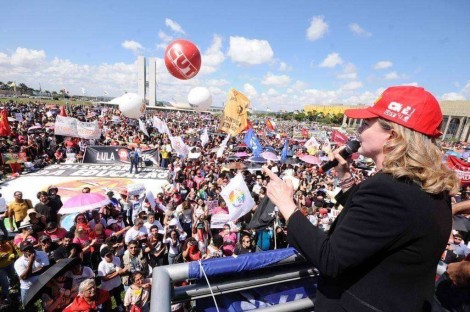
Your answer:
[169,136,189,157]
[77,120,101,139]
[54,115,78,137]
[55,115,101,139]
[220,173,255,221]
[210,213,231,229]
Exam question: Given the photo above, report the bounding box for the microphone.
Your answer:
[319,140,360,173]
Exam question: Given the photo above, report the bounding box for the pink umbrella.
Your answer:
[234,152,249,157]
[299,154,321,165]
[58,193,111,214]
[261,151,280,161]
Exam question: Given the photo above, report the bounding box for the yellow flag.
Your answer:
[219,88,250,136]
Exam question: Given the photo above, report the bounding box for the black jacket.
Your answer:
[287,172,451,312]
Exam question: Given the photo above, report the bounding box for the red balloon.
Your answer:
[164,39,201,80]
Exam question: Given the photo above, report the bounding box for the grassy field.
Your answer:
[0,97,94,106]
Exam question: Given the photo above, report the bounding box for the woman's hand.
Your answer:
[263,166,298,220]
[331,146,352,179]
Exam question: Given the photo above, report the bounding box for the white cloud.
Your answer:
[165,18,186,34]
[156,31,173,50]
[200,34,225,75]
[206,79,230,87]
[343,91,378,105]
[121,40,144,53]
[267,88,278,96]
[341,81,363,91]
[306,16,328,41]
[10,47,46,67]
[243,83,258,98]
[337,63,357,80]
[279,61,292,72]
[261,72,291,86]
[441,92,465,101]
[462,81,470,98]
[400,82,419,87]
[158,31,172,43]
[319,53,343,68]
[373,61,393,70]
[384,71,400,80]
[227,36,273,65]
[349,23,372,37]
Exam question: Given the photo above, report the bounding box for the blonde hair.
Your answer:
[379,118,460,195]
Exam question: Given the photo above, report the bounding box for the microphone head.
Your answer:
[345,140,361,154]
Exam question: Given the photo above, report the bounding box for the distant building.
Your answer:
[306,101,470,142]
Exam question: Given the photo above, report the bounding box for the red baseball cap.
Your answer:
[345,86,443,137]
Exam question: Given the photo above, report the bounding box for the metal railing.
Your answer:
[150,251,316,311]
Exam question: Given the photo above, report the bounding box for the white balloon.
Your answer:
[188,87,212,113]
[110,93,146,119]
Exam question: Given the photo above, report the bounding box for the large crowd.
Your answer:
[0,100,468,311]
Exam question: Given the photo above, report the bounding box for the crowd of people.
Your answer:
[0,99,468,311]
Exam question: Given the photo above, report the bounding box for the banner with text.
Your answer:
[55,115,101,139]
[82,146,160,166]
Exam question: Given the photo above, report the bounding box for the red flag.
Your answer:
[244,119,253,131]
[59,106,67,117]
[265,118,275,131]
[447,155,470,185]
[0,110,12,137]
[331,130,348,144]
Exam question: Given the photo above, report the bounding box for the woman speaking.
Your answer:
[264,86,459,312]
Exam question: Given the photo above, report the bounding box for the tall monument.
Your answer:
[137,56,146,102]
[136,56,157,106]
[148,58,157,106]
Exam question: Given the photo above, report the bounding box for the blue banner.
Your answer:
[243,129,263,157]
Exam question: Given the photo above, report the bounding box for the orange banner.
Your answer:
[219,88,250,136]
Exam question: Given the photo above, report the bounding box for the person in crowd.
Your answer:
[128,147,139,174]
[53,231,82,261]
[263,86,460,311]
[88,210,107,230]
[143,211,164,234]
[233,233,255,255]
[63,278,110,312]
[0,236,17,304]
[64,258,95,292]
[122,240,150,289]
[13,222,39,248]
[69,213,89,234]
[44,221,67,243]
[147,225,166,267]
[73,224,95,268]
[123,271,151,312]
[47,186,63,214]
[202,234,224,259]
[34,191,59,223]
[25,208,46,235]
[14,241,49,307]
[124,218,148,244]
[39,235,58,264]
[192,214,210,253]
[0,193,8,240]
[448,233,470,259]
[89,223,107,269]
[8,191,33,232]
[118,189,131,226]
[220,223,237,257]
[97,247,126,312]
[163,227,187,265]
[176,200,194,237]
[40,274,74,312]
[182,236,202,262]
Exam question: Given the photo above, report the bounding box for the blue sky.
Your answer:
[1,0,469,111]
